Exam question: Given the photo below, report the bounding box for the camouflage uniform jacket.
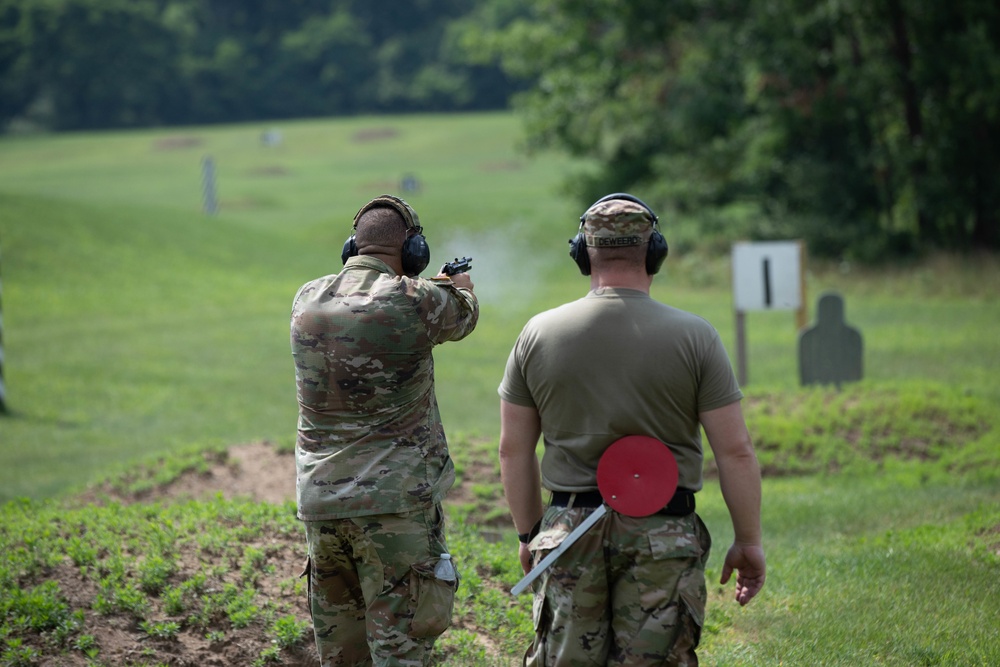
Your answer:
[291,255,479,521]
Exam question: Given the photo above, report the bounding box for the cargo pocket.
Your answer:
[675,568,706,651]
[649,515,711,645]
[647,516,703,561]
[523,592,552,667]
[409,557,458,638]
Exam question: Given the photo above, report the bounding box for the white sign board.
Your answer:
[732,241,802,311]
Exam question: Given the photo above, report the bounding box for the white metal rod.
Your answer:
[510,504,607,596]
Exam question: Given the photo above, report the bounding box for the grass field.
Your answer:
[1,111,998,666]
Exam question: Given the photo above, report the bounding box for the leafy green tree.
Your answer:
[473,0,1000,258]
[275,7,372,115]
[343,0,517,112]
[160,0,519,120]
[0,1,42,129]
[1,0,519,130]
[1,0,185,130]
[738,0,1000,255]
[172,0,335,122]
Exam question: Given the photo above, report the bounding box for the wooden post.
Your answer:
[202,156,218,215]
[795,239,808,331]
[735,310,748,387]
[0,237,7,414]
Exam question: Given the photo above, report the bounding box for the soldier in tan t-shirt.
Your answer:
[498,193,765,666]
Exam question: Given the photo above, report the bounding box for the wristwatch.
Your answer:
[518,518,542,544]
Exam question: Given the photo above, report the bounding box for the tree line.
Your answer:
[3,0,998,257]
[0,0,518,131]
[467,0,1000,257]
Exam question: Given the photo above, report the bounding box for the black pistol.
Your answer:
[441,256,473,276]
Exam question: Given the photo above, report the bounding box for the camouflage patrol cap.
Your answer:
[353,194,421,231]
[582,198,654,248]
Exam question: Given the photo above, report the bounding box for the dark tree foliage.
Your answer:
[472,0,1000,258]
[2,0,997,257]
[0,0,519,129]
[1,0,186,130]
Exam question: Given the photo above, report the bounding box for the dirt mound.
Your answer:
[159,441,296,505]
[19,443,317,667]
[352,127,398,142]
[152,135,204,151]
[44,442,507,666]
[75,441,296,507]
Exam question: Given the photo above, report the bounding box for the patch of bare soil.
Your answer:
[82,441,507,515]
[246,165,291,177]
[40,556,317,666]
[478,160,523,172]
[76,441,296,506]
[978,523,1000,558]
[360,179,403,193]
[173,441,297,505]
[152,136,204,151]
[352,127,399,142]
[447,457,498,506]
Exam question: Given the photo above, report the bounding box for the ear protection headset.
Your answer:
[341,194,430,277]
[568,192,668,276]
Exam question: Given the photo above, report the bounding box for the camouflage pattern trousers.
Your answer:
[524,506,712,666]
[303,504,457,667]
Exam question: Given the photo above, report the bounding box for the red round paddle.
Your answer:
[596,435,679,517]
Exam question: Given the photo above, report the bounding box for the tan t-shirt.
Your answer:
[498,287,742,492]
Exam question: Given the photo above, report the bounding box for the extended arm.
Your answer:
[414,273,479,344]
[499,399,545,574]
[700,400,766,606]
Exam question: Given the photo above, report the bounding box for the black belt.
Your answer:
[550,488,695,516]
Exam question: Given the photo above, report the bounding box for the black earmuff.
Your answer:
[341,235,358,264]
[568,230,591,276]
[342,195,431,277]
[569,193,668,276]
[645,227,668,275]
[400,233,430,277]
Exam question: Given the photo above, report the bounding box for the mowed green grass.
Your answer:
[0,112,578,499]
[1,112,999,665]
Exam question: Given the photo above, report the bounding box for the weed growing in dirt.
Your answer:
[0,497,311,666]
[1,638,39,667]
[271,614,310,649]
[139,620,180,640]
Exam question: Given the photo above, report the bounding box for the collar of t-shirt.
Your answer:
[587,287,648,298]
[344,255,396,276]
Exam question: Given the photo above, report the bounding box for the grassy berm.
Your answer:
[2,381,998,666]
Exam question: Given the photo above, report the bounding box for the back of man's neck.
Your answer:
[358,250,404,276]
[590,271,652,293]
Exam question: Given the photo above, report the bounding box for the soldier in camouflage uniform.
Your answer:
[498,195,765,666]
[291,195,479,667]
